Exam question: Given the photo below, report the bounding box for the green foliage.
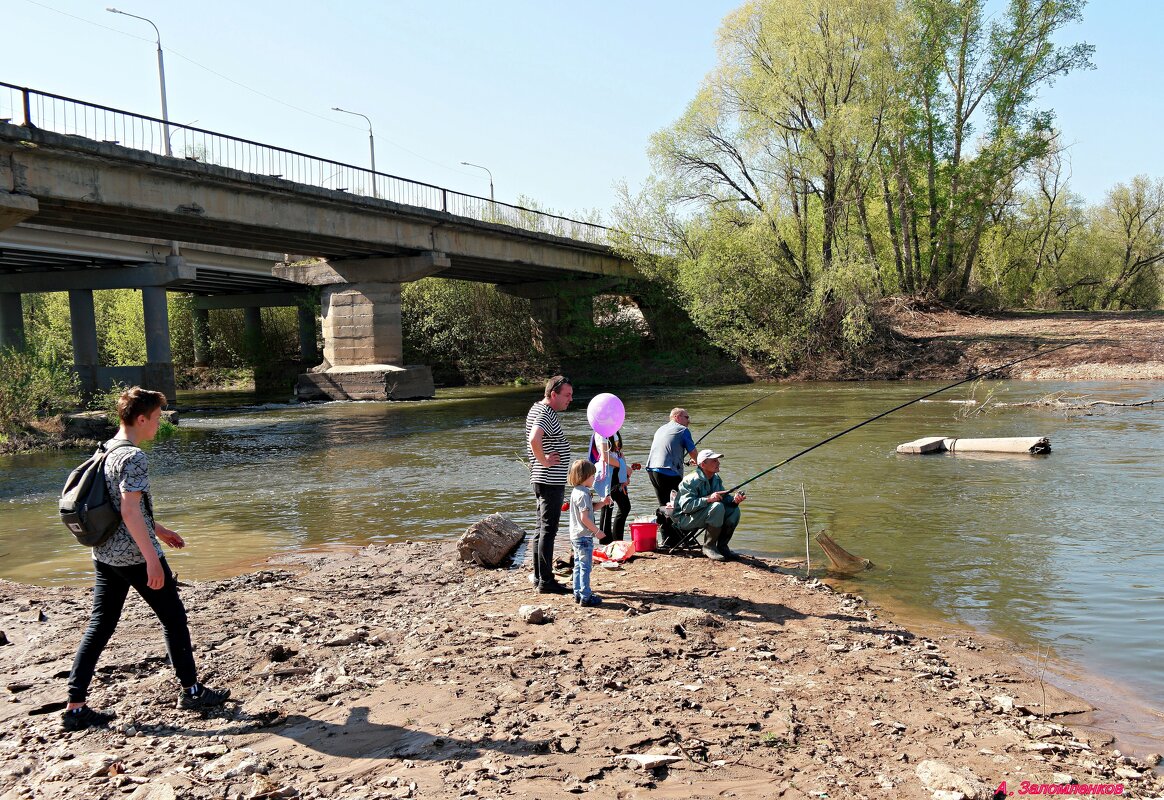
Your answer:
[88,382,127,424]
[401,278,542,383]
[95,290,146,365]
[0,347,80,432]
[21,292,74,364]
[615,0,1136,371]
[205,306,303,367]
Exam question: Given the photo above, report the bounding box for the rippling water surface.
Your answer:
[2,380,1161,737]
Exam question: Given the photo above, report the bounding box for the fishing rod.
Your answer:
[727,341,1078,494]
[694,389,783,447]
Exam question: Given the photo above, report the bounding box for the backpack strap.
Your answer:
[101,438,155,518]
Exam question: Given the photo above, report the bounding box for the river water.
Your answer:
[2,381,1162,743]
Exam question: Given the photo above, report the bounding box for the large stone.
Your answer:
[458,514,526,567]
[915,760,987,800]
[295,365,434,401]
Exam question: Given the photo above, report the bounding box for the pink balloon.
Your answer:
[587,393,625,439]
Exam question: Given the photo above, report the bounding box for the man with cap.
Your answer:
[646,408,698,506]
[673,449,746,561]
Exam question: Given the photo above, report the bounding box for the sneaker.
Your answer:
[61,705,116,731]
[579,594,603,608]
[536,582,569,595]
[178,684,231,711]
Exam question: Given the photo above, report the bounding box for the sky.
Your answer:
[2,0,1162,222]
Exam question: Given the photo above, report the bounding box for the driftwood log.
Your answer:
[458,514,526,567]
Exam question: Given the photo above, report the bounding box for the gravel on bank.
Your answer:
[2,542,1162,800]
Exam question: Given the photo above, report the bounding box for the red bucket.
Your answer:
[630,522,658,553]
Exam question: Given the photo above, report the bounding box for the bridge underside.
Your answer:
[0,124,639,400]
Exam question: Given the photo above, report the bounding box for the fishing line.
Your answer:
[727,341,1078,494]
[694,389,783,447]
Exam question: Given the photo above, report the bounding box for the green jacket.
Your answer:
[673,467,725,522]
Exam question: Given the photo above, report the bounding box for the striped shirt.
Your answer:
[525,401,570,486]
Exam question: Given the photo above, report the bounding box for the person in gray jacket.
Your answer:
[645,408,697,506]
[673,449,747,561]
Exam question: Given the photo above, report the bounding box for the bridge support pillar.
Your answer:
[243,306,263,364]
[68,289,100,399]
[142,283,178,401]
[298,304,319,364]
[273,253,449,400]
[0,292,25,351]
[192,308,211,366]
[499,278,621,357]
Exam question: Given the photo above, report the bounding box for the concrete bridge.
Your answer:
[0,83,637,399]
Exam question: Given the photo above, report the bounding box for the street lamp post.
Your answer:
[460,161,495,204]
[107,7,171,156]
[332,107,378,198]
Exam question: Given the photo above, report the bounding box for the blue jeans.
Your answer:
[571,536,594,601]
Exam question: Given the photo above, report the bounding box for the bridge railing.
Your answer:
[0,81,612,247]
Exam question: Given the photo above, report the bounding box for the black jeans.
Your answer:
[600,485,631,540]
[648,471,682,507]
[68,558,197,703]
[531,483,565,588]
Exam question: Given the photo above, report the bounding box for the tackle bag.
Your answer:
[59,439,135,547]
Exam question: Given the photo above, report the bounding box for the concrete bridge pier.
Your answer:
[141,284,176,401]
[499,278,621,357]
[274,253,449,400]
[297,304,319,365]
[243,306,263,362]
[68,289,100,398]
[0,192,38,352]
[0,292,25,351]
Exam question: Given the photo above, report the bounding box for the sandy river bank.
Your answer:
[3,541,1162,799]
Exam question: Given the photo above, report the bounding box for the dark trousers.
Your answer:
[648,471,682,507]
[600,485,631,540]
[531,483,565,588]
[68,559,197,703]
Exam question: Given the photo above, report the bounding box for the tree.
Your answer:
[977,141,1086,307]
[896,0,1093,298]
[616,0,1100,372]
[1094,176,1164,309]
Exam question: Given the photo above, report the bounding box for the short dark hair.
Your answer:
[117,386,167,425]
[544,375,572,399]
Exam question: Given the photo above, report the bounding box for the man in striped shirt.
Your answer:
[525,375,573,594]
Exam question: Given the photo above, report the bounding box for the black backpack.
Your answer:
[59,439,136,547]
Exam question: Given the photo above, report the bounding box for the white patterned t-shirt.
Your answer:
[91,440,164,567]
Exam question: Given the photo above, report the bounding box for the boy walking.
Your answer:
[62,387,231,731]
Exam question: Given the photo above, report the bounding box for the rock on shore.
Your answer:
[2,542,1161,799]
